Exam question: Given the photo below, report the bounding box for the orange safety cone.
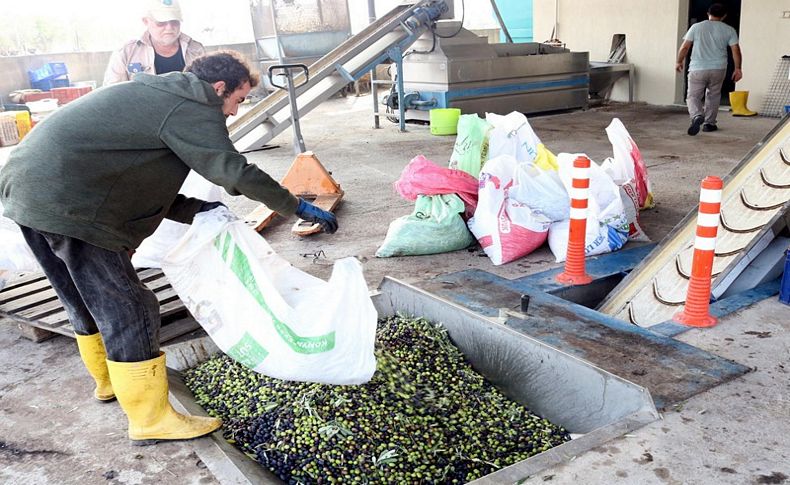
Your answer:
[556,155,593,285]
[674,176,723,327]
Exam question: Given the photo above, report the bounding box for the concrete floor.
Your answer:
[223,96,781,287]
[1,96,787,484]
[523,298,790,485]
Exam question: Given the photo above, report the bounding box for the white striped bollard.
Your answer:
[556,155,593,285]
[673,176,723,327]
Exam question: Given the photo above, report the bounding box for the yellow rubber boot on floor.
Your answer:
[106,352,221,446]
[75,333,115,402]
[730,91,757,116]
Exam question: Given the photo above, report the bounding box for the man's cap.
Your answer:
[146,0,183,22]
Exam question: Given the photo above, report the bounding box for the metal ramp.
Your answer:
[599,117,790,326]
[229,1,447,152]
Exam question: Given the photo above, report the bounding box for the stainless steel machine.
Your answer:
[249,0,352,91]
[387,21,590,121]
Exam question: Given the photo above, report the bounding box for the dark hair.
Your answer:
[708,3,727,17]
[185,51,260,97]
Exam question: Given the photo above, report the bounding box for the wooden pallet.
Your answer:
[0,268,199,343]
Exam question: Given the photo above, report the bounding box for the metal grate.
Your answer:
[760,57,790,118]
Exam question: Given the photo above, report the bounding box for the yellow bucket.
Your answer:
[429,108,461,136]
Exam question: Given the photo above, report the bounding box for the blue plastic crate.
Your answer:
[28,67,49,83]
[30,76,69,91]
[27,62,68,83]
[780,248,790,305]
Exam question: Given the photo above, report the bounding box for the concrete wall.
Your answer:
[1,51,110,100]
[533,0,689,105]
[0,43,258,102]
[533,1,789,108]
[738,0,790,111]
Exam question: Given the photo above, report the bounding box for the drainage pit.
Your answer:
[547,272,627,309]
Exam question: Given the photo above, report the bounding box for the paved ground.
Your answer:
[523,298,790,485]
[222,96,781,288]
[0,96,786,484]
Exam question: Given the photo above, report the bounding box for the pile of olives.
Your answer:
[185,315,570,484]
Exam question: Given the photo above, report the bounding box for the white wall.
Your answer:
[534,0,790,109]
[738,0,790,111]
[533,0,689,105]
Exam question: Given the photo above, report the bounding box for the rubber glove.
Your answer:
[295,198,338,234]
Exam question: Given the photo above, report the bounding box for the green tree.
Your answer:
[31,17,64,53]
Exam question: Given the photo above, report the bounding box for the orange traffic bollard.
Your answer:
[556,156,593,285]
[674,176,723,327]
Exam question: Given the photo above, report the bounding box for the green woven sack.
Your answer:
[376,194,474,257]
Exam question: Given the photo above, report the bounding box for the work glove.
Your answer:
[295,198,338,234]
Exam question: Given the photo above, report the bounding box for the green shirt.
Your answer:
[0,72,298,251]
[683,20,738,71]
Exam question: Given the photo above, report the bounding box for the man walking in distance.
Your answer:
[676,3,742,135]
[1,51,337,445]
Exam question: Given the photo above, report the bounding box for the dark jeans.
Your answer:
[19,226,160,362]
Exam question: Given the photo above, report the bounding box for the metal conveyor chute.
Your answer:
[598,116,790,326]
[228,0,447,152]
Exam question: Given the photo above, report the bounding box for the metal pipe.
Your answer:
[369,0,380,128]
[410,98,437,107]
[394,50,406,132]
[555,0,559,41]
[489,0,513,43]
[367,0,376,23]
[271,5,284,63]
[284,72,306,154]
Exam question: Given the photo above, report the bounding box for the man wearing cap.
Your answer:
[104,0,205,85]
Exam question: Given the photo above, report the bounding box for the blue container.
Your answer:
[780,248,790,305]
[31,76,69,91]
[27,62,68,83]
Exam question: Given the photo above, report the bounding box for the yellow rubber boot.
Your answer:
[75,333,115,402]
[106,352,221,446]
[730,91,757,116]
